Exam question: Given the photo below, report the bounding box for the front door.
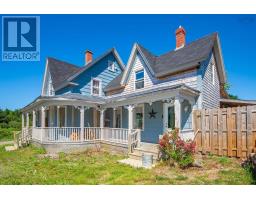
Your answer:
[163,103,175,133]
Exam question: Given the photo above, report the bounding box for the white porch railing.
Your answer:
[101,128,129,144]
[128,129,141,153]
[30,127,141,152]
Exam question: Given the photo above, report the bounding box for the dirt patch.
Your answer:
[152,154,244,184]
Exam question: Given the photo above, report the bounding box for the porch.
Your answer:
[20,84,199,152]
[26,127,140,153]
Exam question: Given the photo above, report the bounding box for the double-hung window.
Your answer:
[92,79,101,96]
[135,69,144,90]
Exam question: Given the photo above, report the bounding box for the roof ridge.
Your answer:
[158,32,218,58]
[47,57,81,69]
[136,43,157,58]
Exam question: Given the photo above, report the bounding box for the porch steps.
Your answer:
[128,142,159,165]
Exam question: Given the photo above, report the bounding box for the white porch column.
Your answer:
[128,105,134,130]
[41,106,46,128]
[80,106,85,141]
[64,106,68,127]
[32,110,36,128]
[113,108,116,128]
[49,106,54,127]
[174,97,182,130]
[21,113,25,129]
[57,106,60,127]
[71,106,75,127]
[26,113,29,128]
[100,109,105,128]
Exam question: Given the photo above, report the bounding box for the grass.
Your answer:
[0,145,254,185]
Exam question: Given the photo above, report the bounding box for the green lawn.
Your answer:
[0,145,254,185]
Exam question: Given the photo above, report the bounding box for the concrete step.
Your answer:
[129,152,158,163]
[118,158,156,169]
[133,147,159,155]
[5,145,18,151]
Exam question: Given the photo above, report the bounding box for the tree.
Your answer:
[224,83,239,100]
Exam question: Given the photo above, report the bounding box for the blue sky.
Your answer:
[0,14,256,110]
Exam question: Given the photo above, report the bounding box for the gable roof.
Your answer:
[119,32,226,87]
[104,72,124,92]
[44,48,125,92]
[139,32,217,78]
[66,48,125,85]
[47,57,80,90]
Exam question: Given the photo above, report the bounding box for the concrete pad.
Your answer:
[118,158,155,169]
[5,146,17,151]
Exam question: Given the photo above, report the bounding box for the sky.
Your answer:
[0,14,256,110]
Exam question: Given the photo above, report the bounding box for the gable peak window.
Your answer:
[135,69,144,90]
[91,78,101,96]
[108,60,116,72]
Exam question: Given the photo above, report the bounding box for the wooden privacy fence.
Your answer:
[193,105,256,158]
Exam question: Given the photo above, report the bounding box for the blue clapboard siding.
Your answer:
[122,107,128,129]
[85,108,93,127]
[56,53,122,96]
[105,108,113,128]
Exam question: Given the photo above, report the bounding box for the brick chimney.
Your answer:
[175,26,186,49]
[85,50,93,65]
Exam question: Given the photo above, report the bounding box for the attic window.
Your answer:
[108,61,115,72]
[135,69,144,90]
[91,78,101,96]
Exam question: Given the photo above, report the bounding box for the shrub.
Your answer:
[159,128,196,168]
[0,128,14,141]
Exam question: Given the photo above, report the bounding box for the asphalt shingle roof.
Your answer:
[47,48,124,91]
[104,32,217,92]
[138,32,217,77]
[47,57,81,90]
[104,72,124,92]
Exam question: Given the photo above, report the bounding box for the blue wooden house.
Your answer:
[21,26,227,153]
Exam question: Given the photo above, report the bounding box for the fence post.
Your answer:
[227,108,233,157]
[237,107,242,158]
[247,106,253,157]
[201,109,206,154]
[210,109,214,153]
[217,108,222,156]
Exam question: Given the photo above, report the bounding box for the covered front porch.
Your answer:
[20,84,199,152]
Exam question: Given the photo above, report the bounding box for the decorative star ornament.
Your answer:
[149,109,157,119]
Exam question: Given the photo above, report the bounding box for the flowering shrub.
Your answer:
[159,128,196,168]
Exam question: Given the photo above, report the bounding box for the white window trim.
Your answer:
[108,60,116,72]
[211,63,215,85]
[134,69,145,91]
[133,104,144,130]
[91,78,102,96]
